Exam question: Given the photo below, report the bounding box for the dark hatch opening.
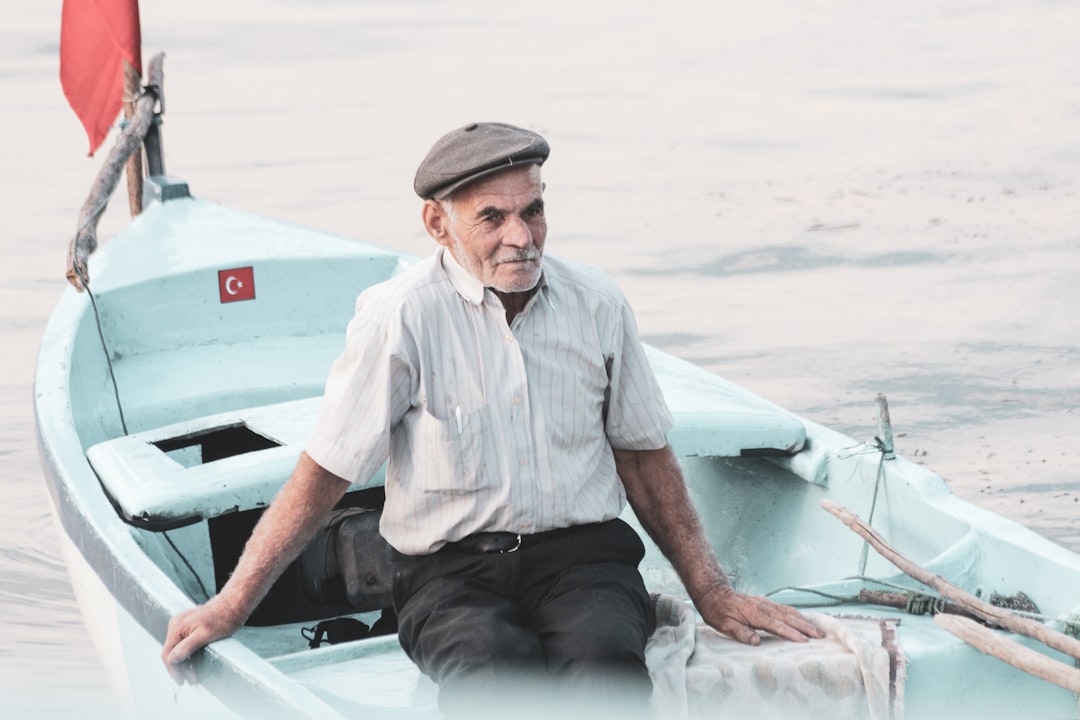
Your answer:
[152,423,281,468]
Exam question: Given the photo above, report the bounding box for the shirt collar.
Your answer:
[438,246,550,308]
[439,246,486,305]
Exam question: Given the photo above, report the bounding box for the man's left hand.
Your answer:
[695,585,823,645]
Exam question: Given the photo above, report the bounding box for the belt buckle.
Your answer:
[500,534,522,554]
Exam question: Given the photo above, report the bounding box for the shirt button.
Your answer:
[519,456,528,466]
[504,334,513,343]
[513,395,522,405]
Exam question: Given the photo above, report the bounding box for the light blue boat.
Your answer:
[36,139,1080,720]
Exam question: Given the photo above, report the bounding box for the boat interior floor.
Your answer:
[228,597,1071,719]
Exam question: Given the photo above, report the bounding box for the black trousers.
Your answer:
[389,519,655,716]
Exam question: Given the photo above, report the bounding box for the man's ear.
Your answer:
[422,200,452,248]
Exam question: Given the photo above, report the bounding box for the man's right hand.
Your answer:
[159,453,352,685]
[161,594,246,685]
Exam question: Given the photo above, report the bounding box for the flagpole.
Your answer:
[122,59,144,216]
[68,53,164,291]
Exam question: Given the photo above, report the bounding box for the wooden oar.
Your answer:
[820,499,1080,661]
[934,614,1080,693]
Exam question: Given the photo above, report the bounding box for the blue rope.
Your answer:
[858,444,888,575]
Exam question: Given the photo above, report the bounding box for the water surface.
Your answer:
[2,0,1078,715]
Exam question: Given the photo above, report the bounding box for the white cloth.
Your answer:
[647,595,906,720]
[306,247,673,554]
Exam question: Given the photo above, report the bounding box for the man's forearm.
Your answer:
[162,452,352,682]
[614,445,732,601]
[216,451,351,621]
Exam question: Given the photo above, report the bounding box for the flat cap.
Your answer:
[414,122,550,199]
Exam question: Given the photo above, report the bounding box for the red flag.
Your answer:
[60,0,142,156]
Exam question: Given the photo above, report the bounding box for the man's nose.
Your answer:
[502,215,532,247]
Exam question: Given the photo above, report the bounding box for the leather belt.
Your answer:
[440,524,589,555]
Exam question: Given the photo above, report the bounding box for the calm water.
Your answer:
[2,0,1079,715]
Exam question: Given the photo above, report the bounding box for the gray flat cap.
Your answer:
[414,122,550,199]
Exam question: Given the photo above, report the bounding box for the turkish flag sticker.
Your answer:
[218,266,256,303]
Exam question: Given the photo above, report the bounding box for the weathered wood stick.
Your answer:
[821,499,1080,660]
[874,393,895,460]
[935,614,1080,693]
[67,52,165,291]
[857,589,987,624]
[122,59,144,217]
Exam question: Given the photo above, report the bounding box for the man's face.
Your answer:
[436,165,547,294]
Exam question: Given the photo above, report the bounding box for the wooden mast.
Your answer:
[122,59,144,216]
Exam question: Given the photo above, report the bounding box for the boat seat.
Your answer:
[86,353,808,529]
[85,397,357,529]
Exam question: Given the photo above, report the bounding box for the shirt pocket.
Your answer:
[411,404,493,495]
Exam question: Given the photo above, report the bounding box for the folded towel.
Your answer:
[646,594,905,720]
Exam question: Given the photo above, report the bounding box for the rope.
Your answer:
[72,262,128,435]
[67,93,145,432]
[766,575,920,609]
[769,577,1080,635]
[67,54,164,291]
[858,447,888,575]
[162,530,210,602]
[118,114,163,130]
[904,593,949,616]
[764,585,857,608]
[834,437,889,576]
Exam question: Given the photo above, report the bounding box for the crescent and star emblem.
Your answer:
[218,267,256,303]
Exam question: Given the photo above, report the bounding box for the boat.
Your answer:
[38,50,1080,720]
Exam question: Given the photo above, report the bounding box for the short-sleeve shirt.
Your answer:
[306,247,673,554]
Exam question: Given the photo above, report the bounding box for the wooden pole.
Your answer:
[857,589,987,624]
[874,393,896,459]
[68,53,165,290]
[122,60,144,217]
[934,614,1080,694]
[820,499,1080,661]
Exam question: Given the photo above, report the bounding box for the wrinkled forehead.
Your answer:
[446,165,544,209]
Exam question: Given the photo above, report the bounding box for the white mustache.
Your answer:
[495,251,539,265]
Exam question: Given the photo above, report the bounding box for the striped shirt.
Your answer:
[306,247,673,554]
